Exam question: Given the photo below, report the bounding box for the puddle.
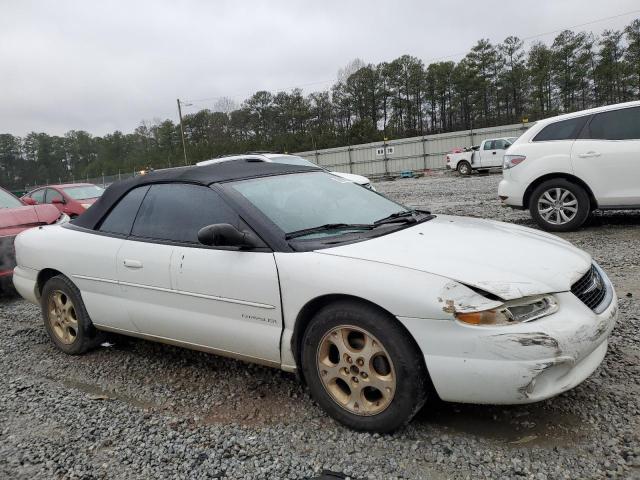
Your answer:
[416,401,586,447]
[62,378,156,410]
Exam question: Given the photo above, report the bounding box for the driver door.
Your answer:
[480,139,507,168]
[121,183,283,365]
[172,246,282,365]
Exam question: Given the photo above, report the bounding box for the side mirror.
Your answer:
[197,223,261,249]
[51,197,65,204]
[22,197,37,205]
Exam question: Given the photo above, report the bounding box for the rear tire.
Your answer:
[457,161,472,176]
[529,179,590,232]
[301,300,428,432]
[41,275,104,355]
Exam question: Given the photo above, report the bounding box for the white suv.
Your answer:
[498,101,640,231]
[197,153,375,190]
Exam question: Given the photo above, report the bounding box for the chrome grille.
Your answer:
[571,264,607,311]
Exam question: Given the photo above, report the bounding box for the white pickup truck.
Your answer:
[446,137,516,175]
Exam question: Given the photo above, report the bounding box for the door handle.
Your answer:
[123,259,143,269]
[492,151,496,155]
[577,151,601,158]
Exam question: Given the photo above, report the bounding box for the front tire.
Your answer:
[529,179,590,232]
[301,300,428,432]
[457,161,472,176]
[41,275,103,355]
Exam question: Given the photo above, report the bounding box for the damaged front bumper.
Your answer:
[398,286,618,405]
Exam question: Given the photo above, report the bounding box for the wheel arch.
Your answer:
[523,173,597,210]
[290,293,432,390]
[36,268,65,298]
[457,160,472,174]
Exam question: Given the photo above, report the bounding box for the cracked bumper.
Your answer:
[398,288,618,405]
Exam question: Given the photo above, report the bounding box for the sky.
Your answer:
[1,0,639,137]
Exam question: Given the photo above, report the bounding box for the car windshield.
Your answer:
[267,155,318,167]
[0,189,24,209]
[62,185,105,200]
[230,172,408,238]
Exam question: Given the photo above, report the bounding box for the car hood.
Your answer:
[318,215,591,300]
[330,171,370,185]
[78,197,99,205]
[0,204,60,235]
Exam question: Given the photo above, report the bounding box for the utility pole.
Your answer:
[177,98,188,165]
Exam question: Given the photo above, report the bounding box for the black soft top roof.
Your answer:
[73,160,320,230]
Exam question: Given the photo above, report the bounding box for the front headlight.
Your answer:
[455,295,558,326]
[81,203,92,209]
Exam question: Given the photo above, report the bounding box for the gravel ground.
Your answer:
[1,170,639,480]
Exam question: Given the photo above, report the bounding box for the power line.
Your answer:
[423,8,640,64]
[181,8,640,108]
[521,8,640,42]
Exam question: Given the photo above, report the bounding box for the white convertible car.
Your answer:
[13,161,617,432]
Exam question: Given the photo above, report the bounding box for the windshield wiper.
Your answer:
[286,210,434,240]
[373,209,432,226]
[285,223,373,240]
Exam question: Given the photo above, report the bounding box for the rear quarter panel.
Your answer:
[15,225,132,329]
[449,152,472,169]
[506,140,575,197]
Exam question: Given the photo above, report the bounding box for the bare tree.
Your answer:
[337,58,366,84]
[213,97,238,114]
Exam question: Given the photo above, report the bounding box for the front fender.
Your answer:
[274,251,495,370]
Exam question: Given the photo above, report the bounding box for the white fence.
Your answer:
[295,122,530,178]
[23,122,531,193]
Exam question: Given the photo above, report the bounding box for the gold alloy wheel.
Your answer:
[316,325,396,416]
[47,290,78,345]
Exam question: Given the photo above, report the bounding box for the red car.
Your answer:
[22,183,105,218]
[0,187,63,292]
